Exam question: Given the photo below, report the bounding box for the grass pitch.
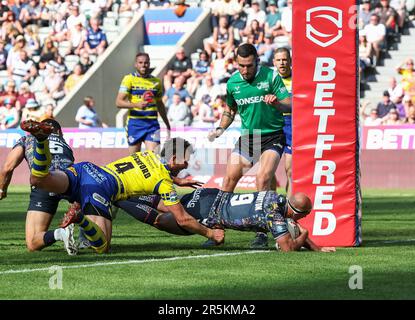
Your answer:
[0,186,414,300]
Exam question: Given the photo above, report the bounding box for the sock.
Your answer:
[53,228,63,241]
[43,230,57,246]
[115,200,159,225]
[31,139,51,178]
[77,212,107,254]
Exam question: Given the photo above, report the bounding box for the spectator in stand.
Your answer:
[387,76,404,105]
[206,0,243,28]
[66,4,87,33]
[242,19,264,45]
[167,92,191,127]
[396,58,415,95]
[67,21,87,56]
[8,49,38,89]
[359,0,373,29]
[212,94,225,126]
[376,0,398,34]
[2,11,24,35]
[390,0,407,33]
[79,52,93,74]
[0,97,19,130]
[405,105,415,124]
[75,96,108,128]
[16,81,35,111]
[163,47,193,90]
[41,103,55,120]
[6,35,27,71]
[11,0,27,21]
[400,94,413,118]
[204,15,234,57]
[40,37,58,63]
[49,54,68,78]
[80,0,102,19]
[363,14,386,66]
[83,17,107,56]
[191,94,216,128]
[280,0,292,44]
[38,0,52,27]
[265,0,283,38]
[24,25,41,57]
[377,90,396,118]
[257,33,277,66]
[231,10,248,43]
[194,74,223,105]
[364,108,383,126]
[0,39,8,71]
[187,50,211,97]
[64,63,84,95]
[246,0,266,28]
[19,0,42,27]
[163,75,192,108]
[210,48,232,85]
[21,98,45,122]
[43,64,65,101]
[382,107,402,125]
[0,80,18,106]
[50,12,68,42]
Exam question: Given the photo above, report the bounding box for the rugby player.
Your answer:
[116,189,336,253]
[0,119,77,255]
[116,52,171,154]
[207,43,291,248]
[20,119,225,253]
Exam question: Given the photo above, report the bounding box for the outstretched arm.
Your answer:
[0,146,25,200]
[207,103,237,141]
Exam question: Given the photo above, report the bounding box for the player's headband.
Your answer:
[287,199,311,215]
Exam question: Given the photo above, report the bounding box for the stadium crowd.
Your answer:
[1,0,415,131]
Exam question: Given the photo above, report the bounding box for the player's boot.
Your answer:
[250,232,269,249]
[61,224,78,256]
[20,120,54,140]
[60,202,82,228]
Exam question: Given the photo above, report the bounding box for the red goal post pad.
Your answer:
[292,0,361,246]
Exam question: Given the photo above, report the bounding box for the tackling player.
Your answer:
[0,119,77,255]
[20,119,224,253]
[116,189,336,253]
[116,52,171,154]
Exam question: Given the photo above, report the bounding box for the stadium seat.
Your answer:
[103,17,117,28]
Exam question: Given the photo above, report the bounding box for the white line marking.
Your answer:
[0,250,272,275]
[370,239,415,245]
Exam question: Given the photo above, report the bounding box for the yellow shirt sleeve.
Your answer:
[157,179,180,206]
[119,75,131,94]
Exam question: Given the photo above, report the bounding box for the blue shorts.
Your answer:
[126,120,160,146]
[64,162,118,220]
[283,115,292,155]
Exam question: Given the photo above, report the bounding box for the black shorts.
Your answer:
[27,187,62,215]
[232,131,285,164]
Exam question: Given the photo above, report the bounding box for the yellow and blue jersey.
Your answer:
[101,151,179,206]
[281,75,292,117]
[119,72,162,124]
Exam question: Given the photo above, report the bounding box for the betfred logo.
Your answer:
[306,6,343,47]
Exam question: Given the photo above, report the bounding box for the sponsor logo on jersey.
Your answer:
[235,96,265,106]
[142,90,155,102]
[93,193,110,207]
[256,81,269,90]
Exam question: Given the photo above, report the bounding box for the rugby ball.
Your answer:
[275,218,300,251]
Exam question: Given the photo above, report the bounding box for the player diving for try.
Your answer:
[116,188,336,253]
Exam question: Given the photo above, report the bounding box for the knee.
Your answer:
[26,240,41,252]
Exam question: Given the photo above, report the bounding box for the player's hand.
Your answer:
[298,224,309,236]
[134,101,149,109]
[210,228,225,245]
[0,189,7,200]
[207,127,224,142]
[174,177,203,189]
[320,247,336,253]
[264,94,278,106]
[165,128,171,140]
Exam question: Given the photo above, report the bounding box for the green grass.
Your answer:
[0,187,414,300]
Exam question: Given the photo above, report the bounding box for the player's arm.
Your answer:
[207,103,237,141]
[276,227,308,252]
[302,237,336,252]
[264,95,292,113]
[115,91,148,110]
[0,146,25,200]
[167,202,224,244]
[156,99,171,132]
